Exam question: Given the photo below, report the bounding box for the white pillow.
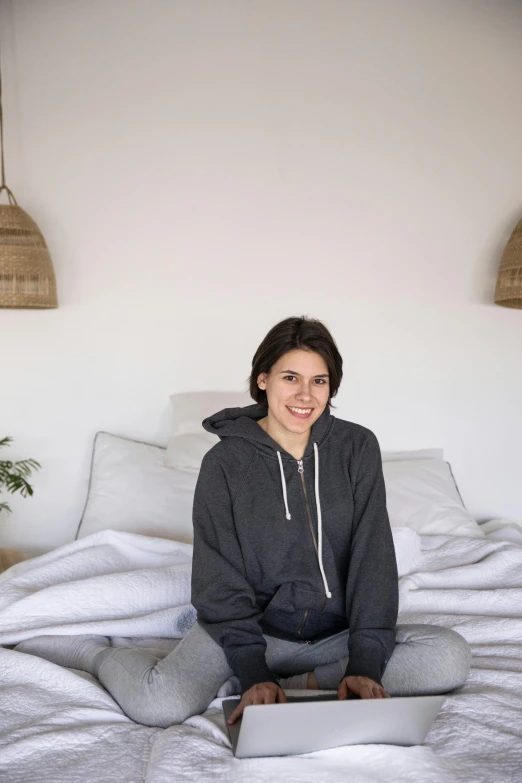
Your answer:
[76,432,197,543]
[76,430,421,569]
[165,432,217,470]
[169,390,252,436]
[76,433,419,570]
[381,449,443,462]
[383,458,484,538]
[164,390,251,469]
[78,432,481,546]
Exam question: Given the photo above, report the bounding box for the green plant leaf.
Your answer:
[14,459,42,476]
[0,437,39,510]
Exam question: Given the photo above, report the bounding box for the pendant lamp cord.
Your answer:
[0,41,17,205]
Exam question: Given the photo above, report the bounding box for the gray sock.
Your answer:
[217,674,242,698]
[14,634,111,673]
[314,657,348,690]
[277,672,310,690]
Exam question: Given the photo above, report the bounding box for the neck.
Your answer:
[258,410,311,460]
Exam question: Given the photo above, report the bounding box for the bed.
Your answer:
[1,404,521,783]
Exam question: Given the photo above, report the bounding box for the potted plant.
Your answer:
[0,436,41,514]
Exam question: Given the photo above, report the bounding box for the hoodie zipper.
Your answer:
[297,459,327,636]
[297,607,309,637]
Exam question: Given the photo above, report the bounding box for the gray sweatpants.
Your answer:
[86,621,471,728]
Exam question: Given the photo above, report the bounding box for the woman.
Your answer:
[16,315,472,728]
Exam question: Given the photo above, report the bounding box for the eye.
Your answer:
[283,375,327,384]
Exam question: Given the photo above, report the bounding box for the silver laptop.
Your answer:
[223,693,446,758]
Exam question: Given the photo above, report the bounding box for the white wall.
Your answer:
[1,0,521,555]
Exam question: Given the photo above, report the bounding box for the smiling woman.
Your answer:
[15,315,472,729]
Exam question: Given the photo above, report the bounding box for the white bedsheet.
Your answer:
[1,524,521,783]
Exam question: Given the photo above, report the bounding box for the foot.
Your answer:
[217,675,242,698]
[278,671,318,690]
[15,634,111,672]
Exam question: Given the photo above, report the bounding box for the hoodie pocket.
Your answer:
[261,583,301,637]
[262,583,295,619]
[262,582,344,633]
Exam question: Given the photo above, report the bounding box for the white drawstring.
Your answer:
[277,451,292,520]
[277,445,332,599]
[314,442,332,599]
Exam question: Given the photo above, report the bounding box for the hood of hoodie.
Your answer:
[202,402,334,462]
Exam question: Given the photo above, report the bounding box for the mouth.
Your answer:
[286,406,314,420]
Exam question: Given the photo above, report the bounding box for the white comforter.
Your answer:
[1,524,521,783]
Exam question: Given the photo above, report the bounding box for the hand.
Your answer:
[227,681,288,724]
[338,675,390,700]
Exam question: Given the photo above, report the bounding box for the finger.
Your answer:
[227,701,247,724]
[258,687,274,702]
[227,708,240,724]
[276,688,288,703]
[338,679,349,700]
[257,689,277,706]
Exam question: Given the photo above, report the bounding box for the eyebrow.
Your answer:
[278,370,330,377]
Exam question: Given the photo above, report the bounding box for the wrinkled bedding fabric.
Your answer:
[1,524,521,783]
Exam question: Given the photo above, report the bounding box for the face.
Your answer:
[257,349,330,433]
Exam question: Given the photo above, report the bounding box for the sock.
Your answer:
[314,657,348,690]
[14,634,111,673]
[217,674,242,698]
[277,672,310,690]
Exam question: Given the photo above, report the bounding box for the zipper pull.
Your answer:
[297,459,304,473]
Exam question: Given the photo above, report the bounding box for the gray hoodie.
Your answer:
[190,402,398,693]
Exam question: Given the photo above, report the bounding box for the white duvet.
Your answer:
[0,523,521,783]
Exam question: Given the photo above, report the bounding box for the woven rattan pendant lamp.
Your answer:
[494,217,522,309]
[0,52,58,308]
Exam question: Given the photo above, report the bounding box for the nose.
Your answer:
[295,385,314,402]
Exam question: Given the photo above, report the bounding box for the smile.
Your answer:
[287,406,313,419]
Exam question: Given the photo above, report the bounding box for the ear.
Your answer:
[257,372,267,390]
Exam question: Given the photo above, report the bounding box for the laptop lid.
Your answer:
[222,694,446,758]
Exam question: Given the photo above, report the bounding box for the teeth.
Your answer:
[288,407,312,414]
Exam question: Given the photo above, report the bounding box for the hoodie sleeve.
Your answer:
[190,450,280,693]
[342,431,399,687]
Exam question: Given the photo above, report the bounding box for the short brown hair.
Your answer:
[247,315,343,410]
